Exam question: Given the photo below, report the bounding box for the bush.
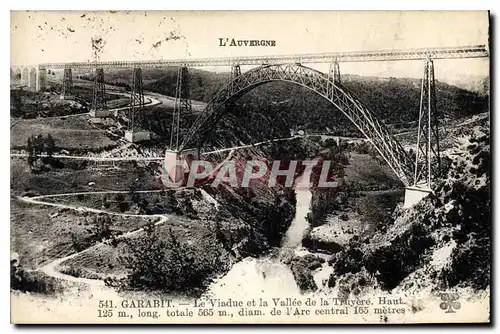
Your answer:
[11,260,63,294]
[290,255,325,292]
[116,193,131,212]
[71,232,91,252]
[89,215,113,241]
[333,223,435,290]
[115,223,224,296]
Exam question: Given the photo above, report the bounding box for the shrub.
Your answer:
[290,255,325,292]
[71,232,90,252]
[11,260,63,294]
[116,223,224,295]
[90,215,113,241]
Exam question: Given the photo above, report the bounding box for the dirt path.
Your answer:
[18,183,222,287]
[40,215,168,287]
[10,152,165,161]
[10,133,339,162]
[10,135,297,161]
[18,191,170,286]
[19,191,165,215]
[12,86,162,123]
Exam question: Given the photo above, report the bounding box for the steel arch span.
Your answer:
[180,63,414,186]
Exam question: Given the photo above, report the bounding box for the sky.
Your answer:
[10,11,490,82]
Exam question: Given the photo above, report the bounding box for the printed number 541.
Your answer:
[98,300,114,308]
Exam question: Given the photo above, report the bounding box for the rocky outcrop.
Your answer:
[331,122,490,292]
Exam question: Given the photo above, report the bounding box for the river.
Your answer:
[282,189,312,249]
[203,187,315,298]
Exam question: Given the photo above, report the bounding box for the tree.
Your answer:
[26,134,58,168]
[128,181,140,203]
[90,215,113,240]
[45,134,56,157]
[116,193,130,212]
[34,135,44,156]
[26,137,34,166]
[117,225,222,294]
[11,91,23,117]
[27,135,43,170]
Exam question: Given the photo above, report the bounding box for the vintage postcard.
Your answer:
[10,10,490,324]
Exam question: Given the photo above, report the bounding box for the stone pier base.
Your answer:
[124,130,151,143]
[403,186,432,208]
[89,117,116,125]
[89,109,112,118]
[163,150,185,185]
[162,148,200,186]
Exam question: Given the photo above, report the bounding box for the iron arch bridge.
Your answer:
[179,63,414,187]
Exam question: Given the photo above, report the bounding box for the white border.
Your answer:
[2,1,498,333]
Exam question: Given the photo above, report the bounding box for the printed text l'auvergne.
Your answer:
[219,38,276,47]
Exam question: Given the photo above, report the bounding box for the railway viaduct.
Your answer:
[10,44,489,207]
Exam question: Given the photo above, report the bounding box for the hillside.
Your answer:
[446,74,489,96]
[76,67,226,103]
[196,77,488,149]
[72,67,489,151]
[77,68,488,121]
[332,118,490,293]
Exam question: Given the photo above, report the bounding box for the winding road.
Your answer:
[16,147,237,286]
[10,134,361,162]
[18,191,171,286]
[11,131,358,287]
[41,215,169,287]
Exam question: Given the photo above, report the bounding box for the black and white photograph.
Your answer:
[9,10,490,324]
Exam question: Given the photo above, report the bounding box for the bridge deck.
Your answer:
[26,45,488,70]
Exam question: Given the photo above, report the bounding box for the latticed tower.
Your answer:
[128,67,145,131]
[326,61,341,97]
[61,67,73,98]
[170,66,192,150]
[175,66,192,112]
[413,58,441,188]
[331,61,341,85]
[91,68,107,111]
[227,64,241,97]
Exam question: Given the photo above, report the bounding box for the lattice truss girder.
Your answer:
[61,67,73,97]
[40,44,488,69]
[180,63,414,186]
[129,67,145,131]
